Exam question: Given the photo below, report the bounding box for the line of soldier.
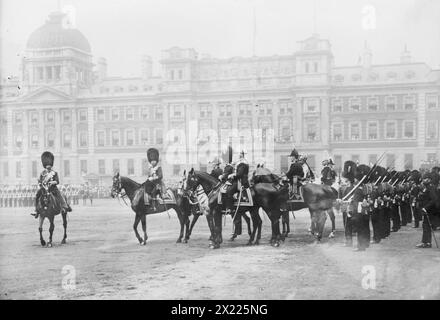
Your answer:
[337,162,440,250]
[0,184,84,208]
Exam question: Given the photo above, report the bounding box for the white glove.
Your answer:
[228,174,235,179]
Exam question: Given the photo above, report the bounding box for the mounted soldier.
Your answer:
[321,158,336,186]
[209,156,223,181]
[30,151,70,219]
[140,148,165,211]
[286,148,305,199]
[224,150,250,215]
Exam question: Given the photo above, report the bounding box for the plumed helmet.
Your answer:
[41,151,54,168]
[322,159,329,166]
[147,148,159,163]
[290,149,299,159]
[356,164,370,183]
[342,160,356,183]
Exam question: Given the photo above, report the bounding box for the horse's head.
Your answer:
[185,168,199,192]
[111,172,122,198]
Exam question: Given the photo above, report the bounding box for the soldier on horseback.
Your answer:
[30,151,70,219]
[224,150,250,215]
[146,148,165,211]
[286,149,305,199]
[209,156,223,180]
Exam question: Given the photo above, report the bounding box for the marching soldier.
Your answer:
[352,165,371,251]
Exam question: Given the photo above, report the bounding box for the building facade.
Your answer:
[0,12,439,186]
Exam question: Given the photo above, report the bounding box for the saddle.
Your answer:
[217,181,253,207]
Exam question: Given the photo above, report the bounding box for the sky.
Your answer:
[1,0,439,78]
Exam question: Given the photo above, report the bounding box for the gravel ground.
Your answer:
[0,199,439,300]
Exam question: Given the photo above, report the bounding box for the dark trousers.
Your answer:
[371,208,383,243]
[355,213,371,250]
[421,214,440,244]
[343,212,353,244]
[225,180,239,211]
[383,207,391,237]
[412,205,422,227]
[391,205,400,231]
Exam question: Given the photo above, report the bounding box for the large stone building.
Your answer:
[1,11,439,186]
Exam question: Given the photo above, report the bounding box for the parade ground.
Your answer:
[0,199,439,300]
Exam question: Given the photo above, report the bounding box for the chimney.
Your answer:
[96,57,107,81]
[400,45,412,64]
[141,55,153,79]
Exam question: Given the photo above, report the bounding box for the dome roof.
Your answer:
[26,12,91,53]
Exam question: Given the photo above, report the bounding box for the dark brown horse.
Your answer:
[185,169,289,248]
[36,187,69,247]
[110,172,194,245]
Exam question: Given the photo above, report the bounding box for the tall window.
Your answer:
[386,96,396,111]
[126,130,134,146]
[306,123,318,142]
[141,107,149,120]
[200,104,213,118]
[112,159,120,174]
[31,134,39,148]
[333,123,343,141]
[98,159,106,175]
[111,108,119,121]
[404,154,413,170]
[79,109,87,122]
[63,133,71,148]
[79,132,88,147]
[97,109,105,121]
[15,112,22,125]
[127,159,134,175]
[155,129,163,144]
[46,111,54,123]
[386,154,395,168]
[140,129,149,145]
[368,98,378,111]
[63,110,71,123]
[15,136,23,149]
[404,95,415,110]
[31,112,38,125]
[97,131,105,147]
[350,99,360,112]
[385,121,396,139]
[350,123,360,140]
[125,107,134,120]
[304,99,318,113]
[80,160,87,175]
[219,103,232,117]
[32,161,38,178]
[426,120,438,140]
[367,122,378,140]
[155,106,163,120]
[332,100,342,113]
[46,133,55,148]
[403,121,415,138]
[16,161,21,178]
[64,160,70,177]
[426,95,438,109]
[172,104,183,118]
[111,130,120,146]
[368,154,377,166]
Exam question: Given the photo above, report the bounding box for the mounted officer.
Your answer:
[286,148,305,199]
[209,156,224,180]
[143,148,165,211]
[321,158,336,186]
[224,150,250,215]
[30,151,70,218]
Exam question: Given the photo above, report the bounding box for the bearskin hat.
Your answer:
[370,165,386,183]
[432,167,440,175]
[356,164,370,183]
[423,172,439,184]
[147,148,159,163]
[409,170,421,184]
[342,160,356,183]
[290,149,299,159]
[41,151,54,168]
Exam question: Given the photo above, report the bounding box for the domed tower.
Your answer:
[21,11,93,94]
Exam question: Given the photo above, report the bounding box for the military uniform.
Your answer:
[321,159,336,186]
[225,151,250,214]
[416,172,440,248]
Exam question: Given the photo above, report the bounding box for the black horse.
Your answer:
[110,172,195,245]
[185,169,290,248]
[36,187,69,247]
